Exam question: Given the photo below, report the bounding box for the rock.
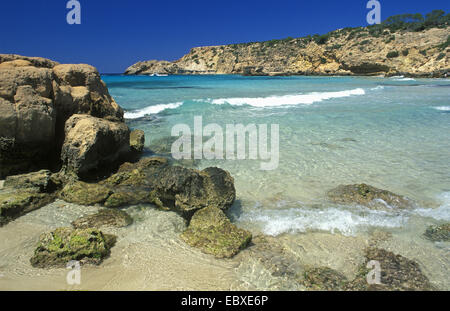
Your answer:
[124,60,181,75]
[59,181,112,206]
[71,209,133,229]
[423,223,450,242]
[130,129,145,153]
[30,227,116,268]
[60,114,131,179]
[327,184,412,210]
[99,158,236,217]
[346,247,435,291]
[302,267,349,291]
[4,170,56,193]
[180,206,252,258]
[0,54,135,180]
[0,190,54,226]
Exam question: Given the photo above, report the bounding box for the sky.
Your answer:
[0,0,448,73]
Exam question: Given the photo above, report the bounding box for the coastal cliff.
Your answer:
[125,13,449,77]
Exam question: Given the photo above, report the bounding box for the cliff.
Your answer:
[125,15,449,77]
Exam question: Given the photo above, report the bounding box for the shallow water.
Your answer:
[1,75,449,290]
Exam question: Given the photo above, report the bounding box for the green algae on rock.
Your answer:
[327,183,412,210]
[59,181,112,206]
[0,190,54,226]
[71,209,133,229]
[30,227,116,268]
[3,170,57,193]
[181,206,252,259]
[424,223,450,242]
[130,129,145,153]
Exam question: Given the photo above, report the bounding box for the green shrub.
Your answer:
[386,51,400,58]
[420,50,427,56]
[402,49,409,56]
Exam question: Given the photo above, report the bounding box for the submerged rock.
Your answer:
[130,129,145,153]
[423,223,450,242]
[327,183,412,210]
[181,206,252,258]
[346,247,435,291]
[30,227,116,268]
[302,267,349,291]
[71,209,133,229]
[59,181,112,206]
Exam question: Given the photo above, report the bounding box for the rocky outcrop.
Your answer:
[423,223,450,242]
[58,157,236,218]
[180,206,252,258]
[327,184,413,210]
[0,54,141,180]
[30,227,116,268]
[125,25,448,77]
[71,209,133,229]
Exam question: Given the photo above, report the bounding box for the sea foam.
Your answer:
[124,102,183,119]
[433,106,450,111]
[238,205,406,237]
[210,88,366,107]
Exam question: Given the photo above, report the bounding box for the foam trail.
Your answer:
[413,192,450,221]
[125,102,183,119]
[238,206,406,236]
[211,88,366,107]
[434,106,450,111]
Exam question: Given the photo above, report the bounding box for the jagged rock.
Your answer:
[71,209,133,229]
[60,114,131,179]
[130,129,145,153]
[327,183,412,210]
[30,227,116,268]
[4,170,56,193]
[0,190,54,226]
[124,60,180,75]
[346,248,435,291]
[180,206,252,258]
[424,223,450,242]
[0,55,134,179]
[59,181,112,206]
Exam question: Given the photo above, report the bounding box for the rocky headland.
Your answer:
[125,12,449,77]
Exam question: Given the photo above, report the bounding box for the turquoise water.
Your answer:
[103,75,450,237]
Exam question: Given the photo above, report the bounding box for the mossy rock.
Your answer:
[301,267,349,291]
[424,223,450,242]
[4,170,57,193]
[130,129,145,153]
[71,209,133,229]
[30,227,116,268]
[0,190,54,226]
[327,183,412,210]
[181,206,252,258]
[59,181,112,206]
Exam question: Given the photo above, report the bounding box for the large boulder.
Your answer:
[327,184,413,210]
[0,55,132,179]
[30,227,116,268]
[423,223,450,242]
[59,181,112,206]
[60,114,131,179]
[180,206,252,258]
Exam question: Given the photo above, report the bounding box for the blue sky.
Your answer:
[0,0,448,73]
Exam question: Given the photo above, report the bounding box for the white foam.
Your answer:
[238,206,406,237]
[371,86,385,91]
[210,88,366,107]
[413,192,450,221]
[434,106,450,111]
[392,78,416,81]
[124,102,183,119]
